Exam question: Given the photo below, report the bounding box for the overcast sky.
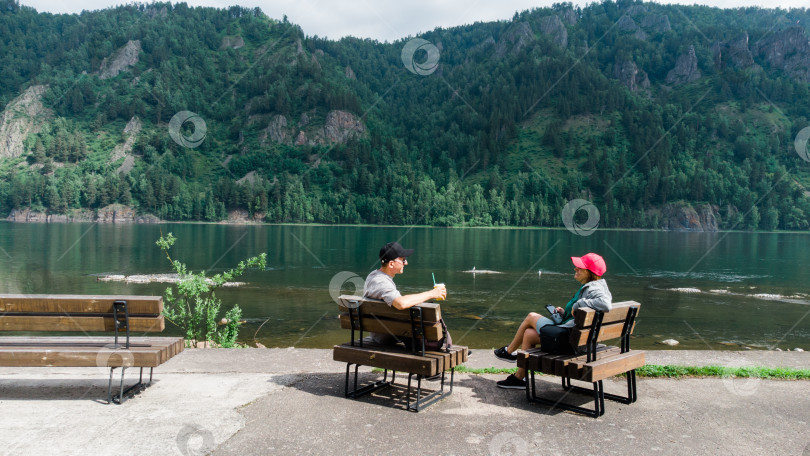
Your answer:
[18,0,809,42]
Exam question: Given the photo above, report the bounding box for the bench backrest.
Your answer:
[337,294,443,346]
[568,300,640,350]
[0,294,165,332]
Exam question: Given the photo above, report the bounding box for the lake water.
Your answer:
[1,222,808,350]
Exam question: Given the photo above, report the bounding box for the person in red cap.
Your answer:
[494,253,612,389]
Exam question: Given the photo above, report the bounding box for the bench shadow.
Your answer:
[267,370,601,415]
[0,378,152,403]
[269,371,475,412]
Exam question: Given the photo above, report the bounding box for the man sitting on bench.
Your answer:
[362,241,447,345]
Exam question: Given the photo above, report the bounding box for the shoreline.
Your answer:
[2,218,808,234]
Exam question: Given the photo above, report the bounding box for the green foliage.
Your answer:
[0,1,809,230]
[156,232,267,348]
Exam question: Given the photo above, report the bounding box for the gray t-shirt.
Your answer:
[363,269,401,306]
[362,269,403,344]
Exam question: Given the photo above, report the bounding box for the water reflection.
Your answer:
[0,222,808,350]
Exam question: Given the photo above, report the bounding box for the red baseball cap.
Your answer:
[571,253,606,276]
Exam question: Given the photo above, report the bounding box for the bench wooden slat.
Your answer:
[576,350,646,382]
[569,320,636,347]
[573,301,641,327]
[0,315,166,332]
[0,295,163,315]
[333,343,440,376]
[338,295,441,321]
[0,347,163,367]
[552,346,621,377]
[338,314,442,340]
[0,336,184,367]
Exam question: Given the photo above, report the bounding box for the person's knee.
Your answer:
[522,329,539,349]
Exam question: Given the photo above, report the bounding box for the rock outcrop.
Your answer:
[752,27,810,82]
[539,15,568,48]
[496,22,535,57]
[265,114,288,144]
[617,15,638,32]
[641,14,671,33]
[220,36,245,50]
[712,33,756,70]
[99,40,141,79]
[323,110,365,143]
[6,206,159,223]
[663,203,719,232]
[561,7,578,25]
[110,116,142,174]
[0,85,50,159]
[666,45,702,85]
[262,110,366,146]
[344,65,356,80]
[614,59,650,92]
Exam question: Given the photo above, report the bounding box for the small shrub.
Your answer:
[157,233,267,348]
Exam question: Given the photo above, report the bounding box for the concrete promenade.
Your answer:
[0,349,808,455]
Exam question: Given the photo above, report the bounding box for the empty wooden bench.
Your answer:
[517,300,645,417]
[0,294,184,403]
[332,295,467,412]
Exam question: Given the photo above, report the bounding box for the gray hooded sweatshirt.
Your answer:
[560,279,612,328]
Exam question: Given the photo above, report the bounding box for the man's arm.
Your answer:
[391,286,446,310]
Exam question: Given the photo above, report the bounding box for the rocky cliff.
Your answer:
[0,85,50,160]
[753,27,810,82]
[99,40,141,79]
[666,45,702,85]
[262,110,366,147]
[539,15,568,48]
[7,205,160,223]
[614,59,650,92]
[712,33,756,70]
[495,22,535,57]
[109,116,142,174]
[663,203,719,232]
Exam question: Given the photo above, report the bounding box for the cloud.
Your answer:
[18,0,810,43]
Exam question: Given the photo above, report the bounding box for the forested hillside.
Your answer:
[1,0,809,230]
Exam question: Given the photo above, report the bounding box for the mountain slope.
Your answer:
[0,0,809,230]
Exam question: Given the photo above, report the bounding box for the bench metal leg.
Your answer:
[563,371,638,405]
[527,371,603,418]
[528,369,640,417]
[343,363,393,399]
[405,369,454,412]
[107,366,153,404]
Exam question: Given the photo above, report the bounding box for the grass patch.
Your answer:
[373,364,810,380]
[635,365,810,380]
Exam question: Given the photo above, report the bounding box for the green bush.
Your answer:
[156,233,267,348]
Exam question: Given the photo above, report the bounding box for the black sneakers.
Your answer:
[493,346,517,362]
[496,374,526,389]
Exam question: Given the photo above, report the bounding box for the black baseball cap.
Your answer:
[379,241,414,264]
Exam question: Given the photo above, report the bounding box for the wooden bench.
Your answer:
[516,300,645,417]
[0,294,184,404]
[332,295,467,412]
